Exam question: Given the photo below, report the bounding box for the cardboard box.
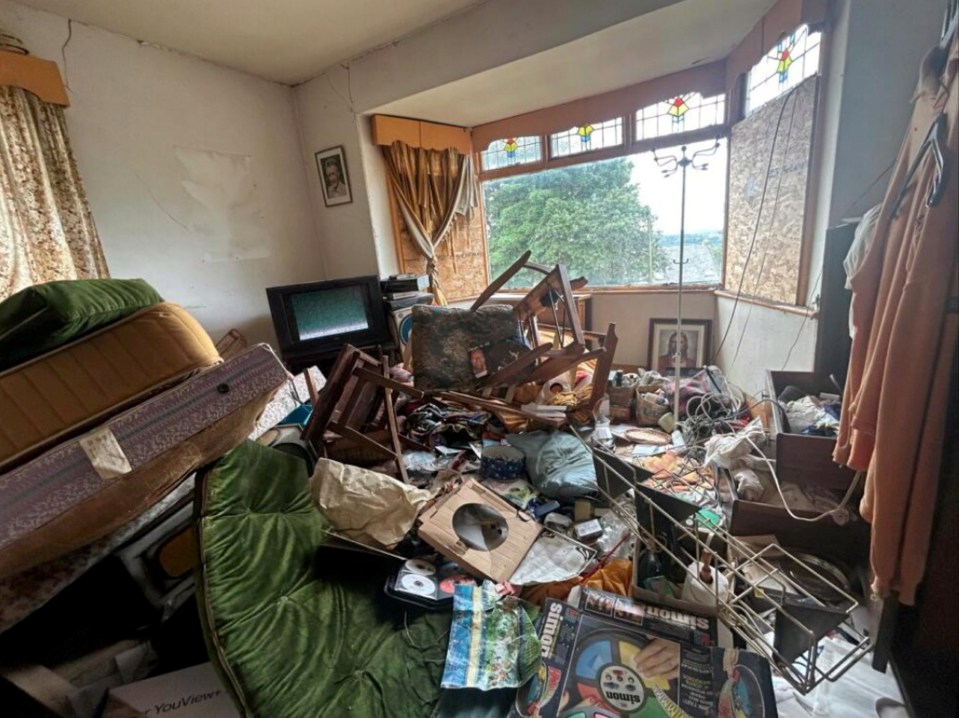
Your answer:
[417,479,541,583]
[101,663,238,718]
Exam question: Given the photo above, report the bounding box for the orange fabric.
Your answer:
[835,38,959,604]
[520,558,633,606]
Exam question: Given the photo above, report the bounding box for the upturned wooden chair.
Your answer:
[301,344,429,482]
[446,251,618,424]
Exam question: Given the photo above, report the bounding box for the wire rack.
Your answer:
[591,445,871,694]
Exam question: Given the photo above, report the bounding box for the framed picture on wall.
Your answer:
[647,319,712,376]
[315,145,353,207]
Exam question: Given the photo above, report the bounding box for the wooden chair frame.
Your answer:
[301,345,428,482]
[454,251,619,423]
[470,250,593,389]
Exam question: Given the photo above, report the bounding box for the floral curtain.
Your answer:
[0,85,108,299]
[382,141,477,305]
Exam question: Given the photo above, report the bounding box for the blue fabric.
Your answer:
[280,402,313,427]
[506,431,598,499]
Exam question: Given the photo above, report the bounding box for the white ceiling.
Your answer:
[374,0,776,126]
[14,0,484,84]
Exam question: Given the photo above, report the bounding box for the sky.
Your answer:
[628,137,728,235]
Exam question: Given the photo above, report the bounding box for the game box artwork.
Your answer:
[511,590,777,718]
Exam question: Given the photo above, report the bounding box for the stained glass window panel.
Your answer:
[550,118,623,158]
[746,25,822,115]
[480,136,542,171]
[634,92,726,141]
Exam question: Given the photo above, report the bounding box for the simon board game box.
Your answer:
[511,590,777,718]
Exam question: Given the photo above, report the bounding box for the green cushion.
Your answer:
[195,441,451,718]
[0,278,163,371]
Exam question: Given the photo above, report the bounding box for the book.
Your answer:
[384,292,434,311]
[510,589,777,718]
[382,274,429,293]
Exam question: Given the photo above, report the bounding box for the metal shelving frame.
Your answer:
[592,447,872,694]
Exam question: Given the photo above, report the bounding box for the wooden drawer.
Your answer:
[766,370,857,491]
[718,466,869,566]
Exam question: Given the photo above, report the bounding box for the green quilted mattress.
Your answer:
[195,441,452,718]
[0,278,163,371]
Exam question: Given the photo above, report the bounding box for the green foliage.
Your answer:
[483,158,670,286]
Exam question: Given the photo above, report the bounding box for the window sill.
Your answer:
[469,284,721,298]
[456,285,818,319]
[588,284,721,295]
[714,289,819,318]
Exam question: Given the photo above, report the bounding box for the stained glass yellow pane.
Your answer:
[776,50,794,82]
[667,96,690,121]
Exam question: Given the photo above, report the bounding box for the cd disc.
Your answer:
[404,559,436,576]
[399,573,436,597]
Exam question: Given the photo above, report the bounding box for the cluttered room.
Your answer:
[0,0,956,717]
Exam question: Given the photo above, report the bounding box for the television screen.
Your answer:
[290,285,370,341]
[266,275,390,368]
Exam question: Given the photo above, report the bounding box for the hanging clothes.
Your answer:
[835,35,958,604]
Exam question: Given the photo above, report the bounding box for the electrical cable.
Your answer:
[742,433,862,522]
[728,90,801,370]
[780,265,824,370]
[713,84,801,363]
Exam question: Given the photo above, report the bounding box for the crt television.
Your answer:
[266,275,390,362]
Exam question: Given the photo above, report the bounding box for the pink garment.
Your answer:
[835,37,958,604]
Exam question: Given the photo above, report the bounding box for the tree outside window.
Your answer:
[483,140,727,288]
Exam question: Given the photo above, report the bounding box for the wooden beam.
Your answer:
[370,114,471,154]
[0,51,69,106]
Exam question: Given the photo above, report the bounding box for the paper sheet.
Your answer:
[509,531,595,585]
[311,460,431,549]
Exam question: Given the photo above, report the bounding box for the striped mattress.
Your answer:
[0,343,287,579]
[0,302,221,472]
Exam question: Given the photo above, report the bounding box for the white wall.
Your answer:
[591,291,716,369]
[357,113,401,279]
[0,0,318,344]
[714,297,817,396]
[292,65,381,279]
[807,0,943,306]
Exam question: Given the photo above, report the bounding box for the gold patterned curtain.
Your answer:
[382,141,477,305]
[0,85,108,299]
